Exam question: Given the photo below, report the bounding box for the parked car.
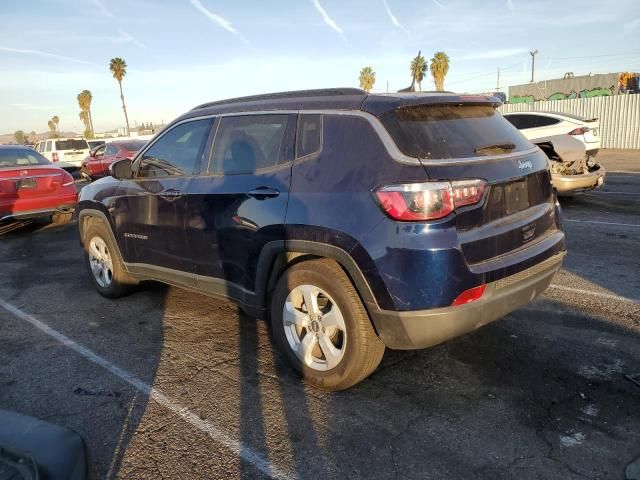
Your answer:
[0,145,77,224]
[87,139,106,150]
[502,111,600,157]
[77,88,565,390]
[80,140,146,181]
[34,138,91,170]
[504,112,606,195]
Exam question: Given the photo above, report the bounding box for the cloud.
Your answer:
[0,47,91,65]
[432,0,445,8]
[116,29,146,49]
[458,48,528,60]
[189,0,255,50]
[506,0,514,11]
[90,0,114,17]
[624,17,640,31]
[382,0,409,34]
[311,0,344,37]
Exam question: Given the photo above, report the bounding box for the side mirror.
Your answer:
[89,150,96,158]
[110,158,133,180]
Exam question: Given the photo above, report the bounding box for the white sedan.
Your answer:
[503,111,600,158]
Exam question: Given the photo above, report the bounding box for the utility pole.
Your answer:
[496,68,500,92]
[530,50,538,83]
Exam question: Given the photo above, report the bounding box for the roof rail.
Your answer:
[192,88,367,111]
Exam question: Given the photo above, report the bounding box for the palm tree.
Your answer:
[430,51,450,91]
[79,111,91,138]
[47,119,56,138]
[52,115,60,137]
[29,130,37,143]
[409,51,427,92]
[109,57,130,136]
[359,66,376,93]
[77,90,94,134]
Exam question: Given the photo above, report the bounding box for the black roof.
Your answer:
[177,88,501,123]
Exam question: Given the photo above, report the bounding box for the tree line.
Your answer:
[358,51,450,93]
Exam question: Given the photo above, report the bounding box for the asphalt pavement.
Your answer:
[0,150,639,479]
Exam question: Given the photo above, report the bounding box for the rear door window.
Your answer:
[380,105,532,160]
[137,118,213,178]
[55,139,89,151]
[45,141,52,152]
[106,144,119,155]
[209,114,294,174]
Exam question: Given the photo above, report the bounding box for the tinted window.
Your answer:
[55,139,89,150]
[0,149,50,168]
[138,119,213,178]
[504,114,529,129]
[106,144,119,155]
[296,114,322,157]
[37,142,44,153]
[533,115,561,127]
[120,141,146,152]
[93,145,106,156]
[210,114,293,174]
[506,114,560,129]
[45,141,52,152]
[381,105,532,160]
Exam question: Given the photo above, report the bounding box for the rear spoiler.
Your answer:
[362,94,502,117]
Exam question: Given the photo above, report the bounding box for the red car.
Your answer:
[80,140,146,180]
[0,145,77,224]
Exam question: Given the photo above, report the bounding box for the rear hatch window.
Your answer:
[380,105,532,160]
[55,139,89,151]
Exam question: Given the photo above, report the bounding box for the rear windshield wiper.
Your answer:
[474,143,516,155]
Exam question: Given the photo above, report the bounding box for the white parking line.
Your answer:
[548,285,640,305]
[0,299,294,480]
[563,219,640,228]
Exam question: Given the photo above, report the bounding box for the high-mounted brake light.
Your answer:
[568,127,590,136]
[52,152,59,162]
[452,284,486,306]
[375,179,486,221]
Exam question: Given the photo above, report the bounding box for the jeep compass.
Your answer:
[77,88,565,390]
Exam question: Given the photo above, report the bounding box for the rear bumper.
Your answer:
[369,252,564,350]
[0,204,75,222]
[553,166,605,194]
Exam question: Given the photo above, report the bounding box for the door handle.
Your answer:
[159,189,182,201]
[247,187,280,199]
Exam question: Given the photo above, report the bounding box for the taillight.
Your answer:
[568,127,590,135]
[52,152,59,162]
[451,284,486,306]
[374,179,486,221]
[62,171,74,186]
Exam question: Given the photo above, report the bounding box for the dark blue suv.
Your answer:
[78,88,565,390]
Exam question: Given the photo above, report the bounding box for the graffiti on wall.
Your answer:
[509,73,640,103]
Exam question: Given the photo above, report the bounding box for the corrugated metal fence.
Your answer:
[498,95,640,149]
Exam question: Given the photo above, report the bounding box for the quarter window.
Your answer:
[106,144,119,155]
[137,118,213,178]
[209,114,294,174]
[296,114,322,157]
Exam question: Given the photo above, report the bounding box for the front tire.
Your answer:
[271,258,385,391]
[83,221,138,298]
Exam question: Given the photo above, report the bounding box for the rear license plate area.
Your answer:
[17,178,36,189]
[504,180,529,215]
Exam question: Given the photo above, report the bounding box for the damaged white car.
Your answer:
[533,135,605,195]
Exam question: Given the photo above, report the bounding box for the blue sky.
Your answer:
[1,0,639,134]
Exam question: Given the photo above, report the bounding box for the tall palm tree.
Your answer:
[359,66,376,92]
[109,57,130,136]
[77,90,94,134]
[29,130,37,143]
[430,51,450,91]
[47,120,55,138]
[52,115,60,137]
[409,51,427,92]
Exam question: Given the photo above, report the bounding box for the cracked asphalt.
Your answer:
[0,150,639,479]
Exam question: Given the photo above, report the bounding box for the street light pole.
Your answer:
[530,50,538,83]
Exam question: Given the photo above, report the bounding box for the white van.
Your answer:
[34,138,90,169]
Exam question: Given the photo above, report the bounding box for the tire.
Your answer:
[271,258,385,391]
[51,212,73,225]
[83,221,138,298]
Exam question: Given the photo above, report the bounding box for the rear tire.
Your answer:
[51,212,73,225]
[83,221,138,298]
[271,258,385,391]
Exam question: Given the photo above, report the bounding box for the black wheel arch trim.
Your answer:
[77,207,128,269]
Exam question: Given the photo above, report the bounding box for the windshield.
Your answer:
[55,139,89,151]
[0,149,51,168]
[380,105,532,160]
[120,141,146,152]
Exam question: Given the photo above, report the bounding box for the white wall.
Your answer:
[499,95,640,149]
